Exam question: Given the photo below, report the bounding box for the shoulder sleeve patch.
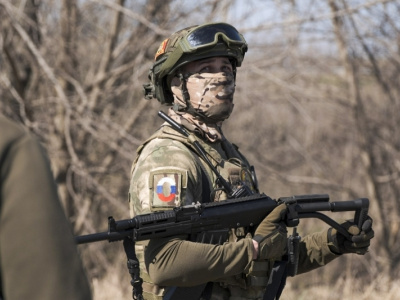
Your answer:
[149,167,188,211]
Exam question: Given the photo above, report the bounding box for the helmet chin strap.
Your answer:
[229,58,238,80]
[173,72,204,119]
[179,73,191,104]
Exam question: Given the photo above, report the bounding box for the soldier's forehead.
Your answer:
[182,56,231,71]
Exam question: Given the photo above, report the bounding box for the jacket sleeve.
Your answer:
[296,230,339,275]
[0,117,92,300]
[129,137,204,216]
[145,237,254,286]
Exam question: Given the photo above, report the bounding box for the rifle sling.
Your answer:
[263,260,287,300]
[163,282,213,300]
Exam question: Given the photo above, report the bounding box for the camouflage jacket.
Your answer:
[128,123,338,300]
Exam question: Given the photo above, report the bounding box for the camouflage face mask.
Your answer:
[172,72,235,123]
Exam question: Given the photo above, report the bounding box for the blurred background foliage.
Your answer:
[1,0,400,299]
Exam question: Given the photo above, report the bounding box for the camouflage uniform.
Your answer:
[129,22,340,300]
[128,124,338,300]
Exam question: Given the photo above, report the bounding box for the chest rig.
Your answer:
[155,111,261,245]
[153,111,259,201]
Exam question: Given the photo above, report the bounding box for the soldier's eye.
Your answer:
[222,66,233,72]
[199,66,210,73]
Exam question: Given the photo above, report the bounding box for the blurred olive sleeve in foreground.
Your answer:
[0,115,92,300]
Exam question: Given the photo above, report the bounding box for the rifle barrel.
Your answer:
[76,230,131,244]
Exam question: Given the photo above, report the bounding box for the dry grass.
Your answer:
[92,274,130,300]
[89,268,399,300]
[282,275,400,300]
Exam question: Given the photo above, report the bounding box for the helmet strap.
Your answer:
[229,58,238,80]
[173,73,199,117]
[179,73,191,103]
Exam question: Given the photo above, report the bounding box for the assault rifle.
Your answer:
[76,193,369,300]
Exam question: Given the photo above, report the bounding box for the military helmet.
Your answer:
[143,22,248,105]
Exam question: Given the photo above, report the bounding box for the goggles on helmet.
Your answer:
[157,23,247,78]
[180,23,247,52]
[146,23,247,105]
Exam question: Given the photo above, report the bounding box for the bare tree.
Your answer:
[1,0,399,298]
[327,0,400,277]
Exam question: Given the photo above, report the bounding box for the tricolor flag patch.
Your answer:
[150,168,187,210]
[156,177,176,202]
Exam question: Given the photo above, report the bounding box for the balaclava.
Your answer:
[169,70,235,142]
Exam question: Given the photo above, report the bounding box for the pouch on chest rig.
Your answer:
[227,158,258,194]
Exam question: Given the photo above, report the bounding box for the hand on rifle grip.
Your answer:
[328,216,374,255]
[253,204,288,260]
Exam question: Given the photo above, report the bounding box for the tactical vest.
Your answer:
[130,124,270,300]
[131,124,258,201]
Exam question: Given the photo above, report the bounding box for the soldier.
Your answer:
[129,22,374,300]
[0,115,92,300]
